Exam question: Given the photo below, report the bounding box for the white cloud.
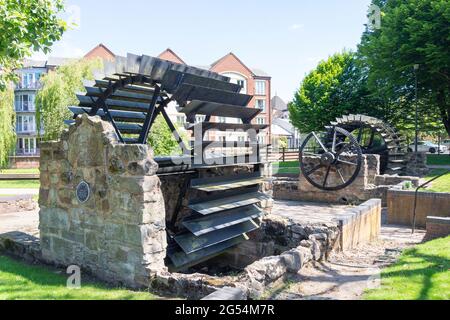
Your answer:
[289,24,304,31]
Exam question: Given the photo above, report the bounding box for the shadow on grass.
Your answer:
[377,248,449,300]
[0,254,156,300]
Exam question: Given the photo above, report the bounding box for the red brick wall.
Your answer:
[9,156,40,169]
[84,45,115,61]
[158,50,185,64]
[426,217,450,240]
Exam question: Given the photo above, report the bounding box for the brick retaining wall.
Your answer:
[426,216,450,240]
[387,190,450,228]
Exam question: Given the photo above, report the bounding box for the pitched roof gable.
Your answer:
[210,52,255,76]
[157,48,186,64]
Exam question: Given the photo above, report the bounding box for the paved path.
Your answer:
[0,188,39,196]
[272,200,348,226]
[0,209,39,237]
[271,222,426,300]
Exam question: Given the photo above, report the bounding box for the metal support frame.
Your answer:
[80,74,187,151]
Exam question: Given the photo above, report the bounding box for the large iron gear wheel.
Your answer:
[300,126,363,191]
[324,114,407,174]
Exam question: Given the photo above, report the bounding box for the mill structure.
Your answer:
[65,53,271,271]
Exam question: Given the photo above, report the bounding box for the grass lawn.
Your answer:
[0,255,158,300]
[0,180,40,189]
[273,161,300,175]
[424,169,450,193]
[0,168,39,174]
[364,236,450,300]
[427,154,450,166]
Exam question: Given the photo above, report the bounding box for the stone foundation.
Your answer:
[404,152,429,176]
[39,115,167,287]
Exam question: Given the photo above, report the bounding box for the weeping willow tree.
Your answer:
[0,86,15,168]
[36,58,103,141]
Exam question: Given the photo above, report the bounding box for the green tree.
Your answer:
[35,58,102,141]
[0,86,15,168]
[359,0,450,135]
[148,115,187,156]
[0,0,67,89]
[288,51,385,133]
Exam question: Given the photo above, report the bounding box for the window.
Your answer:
[255,99,266,112]
[20,72,41,89]
[16,115,35,133]
[15,94,35,111]
[238,136,246,142]
[218,117,227,123]
[176,115,186,126]
[237,80,245,93]
[257,135,265,144]
[221,72,247,94]
[195,115,206,123]
[17,138,36,155]
[255,80,266,95]
[256,117,266,125]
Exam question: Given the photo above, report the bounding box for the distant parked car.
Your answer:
[408,141,448,154]
[443,139,450,149]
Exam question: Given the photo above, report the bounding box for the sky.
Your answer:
[32,0,372,102]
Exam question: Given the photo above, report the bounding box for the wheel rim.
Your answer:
[300,127,362,191]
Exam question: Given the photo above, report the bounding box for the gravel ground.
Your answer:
[270,220,426,300]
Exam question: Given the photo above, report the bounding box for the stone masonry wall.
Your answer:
[39,114,167,287]
[274,155,382,204]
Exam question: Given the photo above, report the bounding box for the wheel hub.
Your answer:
[320,152,335,166]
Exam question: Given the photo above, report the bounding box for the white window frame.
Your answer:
[18,137,37,154]
[255,80,266,95]
[255,99,266,113]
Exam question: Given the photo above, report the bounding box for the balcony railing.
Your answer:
[15,127,37,134]
[12,148,40,156]
[15,82,41,90]
[15,104,36,112]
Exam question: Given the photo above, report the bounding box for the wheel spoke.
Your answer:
[332,128,338,153]
[337,158,358,166]
[312,132,328,153]
[337,168,346,184]
[302,151,321,157]
[304,164,323,176]
[323,165,331,187]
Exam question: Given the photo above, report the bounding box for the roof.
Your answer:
[157,48,186,64]
[271,96,288,111]
[84,43,115,59]
[46,57,77,67]
[250,68,270,77]
[210,52,270,78]
[22,59,47,68]
[273,118,296,135]
[271,124,292,136]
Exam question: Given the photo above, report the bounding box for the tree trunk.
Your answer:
[437,89,450,136]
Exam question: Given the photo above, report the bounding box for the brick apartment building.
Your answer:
[157,49,272,145]
[10,44,114,168]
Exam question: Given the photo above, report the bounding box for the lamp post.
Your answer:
[414,64,420,153]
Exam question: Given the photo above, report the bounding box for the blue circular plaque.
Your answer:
[76,181,90,203]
